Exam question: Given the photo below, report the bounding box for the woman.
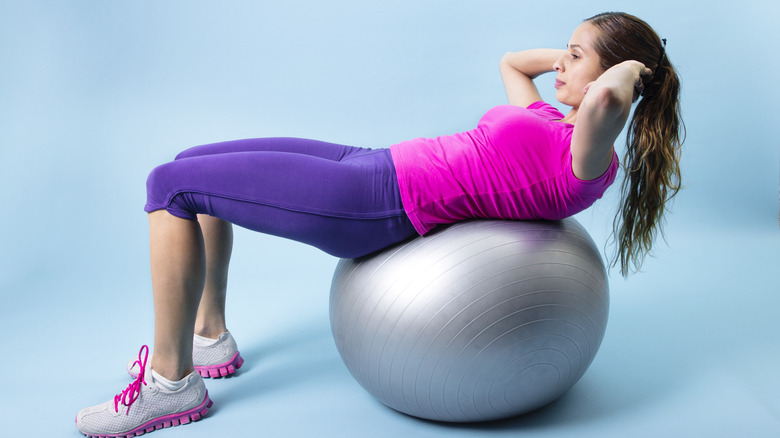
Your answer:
[76,11,682,437]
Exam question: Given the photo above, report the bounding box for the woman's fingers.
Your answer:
[583,81,597,94]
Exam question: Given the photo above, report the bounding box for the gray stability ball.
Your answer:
[329,218,609,422]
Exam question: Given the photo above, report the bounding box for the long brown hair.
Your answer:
[586,12,685,276]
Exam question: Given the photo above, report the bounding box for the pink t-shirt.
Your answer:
[389,101,619,235]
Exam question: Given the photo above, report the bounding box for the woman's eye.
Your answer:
[571,54,579,59]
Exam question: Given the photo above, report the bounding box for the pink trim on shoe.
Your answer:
[79,393,213,438]
[196,351,244,378]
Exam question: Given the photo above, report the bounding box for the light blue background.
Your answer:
[1,1,778,436]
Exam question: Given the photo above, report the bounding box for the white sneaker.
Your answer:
[128,331,244,379]
[76,345,212,438]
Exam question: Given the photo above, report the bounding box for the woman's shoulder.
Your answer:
[483,102,566,122]
[525,101,566,120]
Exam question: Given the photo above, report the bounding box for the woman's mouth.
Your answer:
[555,79,565,89]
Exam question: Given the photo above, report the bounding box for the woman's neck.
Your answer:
[560,108,578,124]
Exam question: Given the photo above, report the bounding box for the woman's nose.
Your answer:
[553,56,563,73]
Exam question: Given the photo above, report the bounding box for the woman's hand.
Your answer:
[625,61,654,102]
[583,60,652,103]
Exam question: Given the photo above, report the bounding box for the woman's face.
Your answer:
[553,22,606,109]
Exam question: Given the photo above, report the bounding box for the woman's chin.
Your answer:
[554,89,567,104]
[554,91,577,109]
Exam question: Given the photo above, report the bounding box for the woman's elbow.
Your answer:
[500,52,513,69]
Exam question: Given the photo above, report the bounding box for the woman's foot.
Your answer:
[128,331,244,379]
[76,346,212,438]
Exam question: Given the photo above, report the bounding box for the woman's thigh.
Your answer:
[145,147,416,258]
[173,137,370,162]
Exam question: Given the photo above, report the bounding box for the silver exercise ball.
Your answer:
[329,219,609,422]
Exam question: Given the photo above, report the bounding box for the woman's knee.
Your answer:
[146,162,173,199]
[145,162,199,220]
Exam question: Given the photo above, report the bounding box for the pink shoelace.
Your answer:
[114,345,149,415]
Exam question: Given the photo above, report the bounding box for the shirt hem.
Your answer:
[389,144,429,236]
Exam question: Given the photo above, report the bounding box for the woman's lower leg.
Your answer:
[194,214,233,339]
[148,210,206,381]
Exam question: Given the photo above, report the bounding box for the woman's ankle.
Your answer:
[151,356,194,382]
[194,323,228,340]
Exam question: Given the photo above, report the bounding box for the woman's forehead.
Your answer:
[568,22,599,50]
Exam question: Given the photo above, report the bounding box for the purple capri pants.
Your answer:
[145,137,418,258]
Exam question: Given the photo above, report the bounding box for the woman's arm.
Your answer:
[570,60,652,180]
[499,49,565,107]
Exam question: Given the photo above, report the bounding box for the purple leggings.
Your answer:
[145,137,418,258]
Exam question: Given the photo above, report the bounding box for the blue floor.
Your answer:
[1,1,778,437]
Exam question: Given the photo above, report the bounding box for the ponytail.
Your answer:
[613,57,684,275]
[585,12,686,275]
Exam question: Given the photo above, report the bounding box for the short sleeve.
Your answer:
[566,150,620,198]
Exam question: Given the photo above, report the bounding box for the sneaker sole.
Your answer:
[197,351,245,378]
[79,393,213,438]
